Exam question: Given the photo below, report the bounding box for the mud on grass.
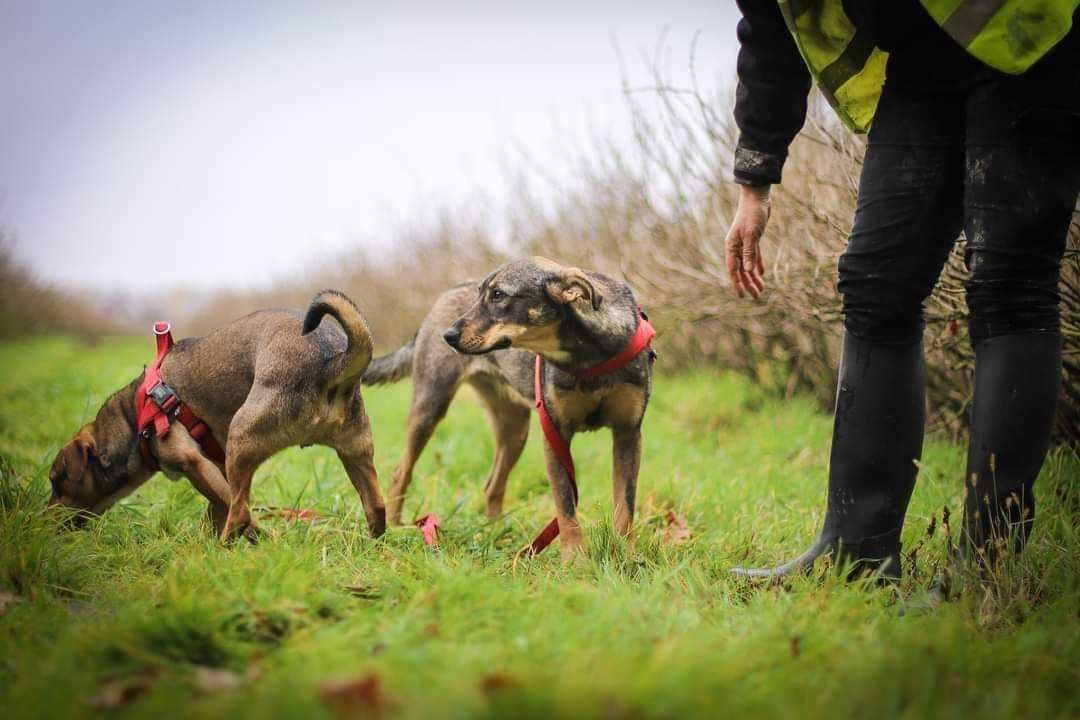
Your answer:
[1,337,1077,719]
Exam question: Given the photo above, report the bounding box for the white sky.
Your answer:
[1,0,739,292]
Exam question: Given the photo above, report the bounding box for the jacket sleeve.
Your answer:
[732,0,813,186]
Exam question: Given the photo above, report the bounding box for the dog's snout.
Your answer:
[443,326,462,348]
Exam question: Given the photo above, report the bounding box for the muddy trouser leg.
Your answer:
[734,81,966,580]
[960,66,1080,563]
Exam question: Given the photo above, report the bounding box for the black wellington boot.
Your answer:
[962,332,1061,564]
[733,332,926,580]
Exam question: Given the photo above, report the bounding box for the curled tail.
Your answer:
[362,336,415,385]
[302,290,374,388]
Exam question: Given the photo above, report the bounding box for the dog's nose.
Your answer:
[443,327,461,348]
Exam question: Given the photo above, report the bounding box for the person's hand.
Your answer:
[724,184,771,299]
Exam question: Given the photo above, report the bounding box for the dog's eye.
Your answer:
[491,289,504,301]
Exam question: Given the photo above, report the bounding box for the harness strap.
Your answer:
[525,308,655,556]
[135,322,226,467]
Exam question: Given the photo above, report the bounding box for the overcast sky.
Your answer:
[1,1,739,292]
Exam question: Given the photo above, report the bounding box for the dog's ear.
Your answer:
[69,429,96,477]
[545,268,602,311]
[59,432,94,485]
[479,269,498,293]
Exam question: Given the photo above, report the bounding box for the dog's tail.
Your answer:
[302,290,374,388]
[362,336,415,386]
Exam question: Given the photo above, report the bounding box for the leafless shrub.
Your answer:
[0,229,115,341]
[181,48,1078,444]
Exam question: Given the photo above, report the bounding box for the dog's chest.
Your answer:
[549,383,647,432]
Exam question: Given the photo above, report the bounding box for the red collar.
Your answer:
[525,307,656,556]
[558,309,656,380]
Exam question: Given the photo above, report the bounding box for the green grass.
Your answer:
[1,336,1077,719]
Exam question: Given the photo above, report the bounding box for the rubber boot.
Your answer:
[962,332,1061,564]
[733,332,926,580]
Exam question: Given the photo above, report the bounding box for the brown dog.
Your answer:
[47,290,386,540]
[362,257,653,558]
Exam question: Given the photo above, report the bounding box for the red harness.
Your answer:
[526,308,656,556]
[135,322,225,467]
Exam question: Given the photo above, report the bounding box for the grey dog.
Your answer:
[363,257,654,559]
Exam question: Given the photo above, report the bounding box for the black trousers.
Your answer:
[838,37,1080,346]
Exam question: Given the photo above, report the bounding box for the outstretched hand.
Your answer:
[724,184,771,299]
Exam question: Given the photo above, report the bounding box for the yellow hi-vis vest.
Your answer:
[780,0,1079,132]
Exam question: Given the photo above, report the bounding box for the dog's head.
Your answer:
[443,257,602,358]
[47,402,146,524]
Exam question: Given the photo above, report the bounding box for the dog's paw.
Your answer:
[243,523,265,544]
[368,506,387,538]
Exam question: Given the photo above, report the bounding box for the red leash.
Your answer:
[525,309,656,556]
[134,322,226,467]
[415,513,441,546]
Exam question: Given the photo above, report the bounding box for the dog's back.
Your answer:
[159,293,372,443]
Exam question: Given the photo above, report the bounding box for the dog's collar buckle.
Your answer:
[147,380,180,414]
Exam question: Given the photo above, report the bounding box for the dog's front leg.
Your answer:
[156,424,231,535]
[541,438,584,561]
[611,427,641,542]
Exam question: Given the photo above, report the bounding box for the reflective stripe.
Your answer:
[778,0,882,131]
[788,0,815,17]
[820,27,876,91]
[941,0,1009,47]
[780,0,1075,130]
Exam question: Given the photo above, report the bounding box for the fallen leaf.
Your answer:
[256,506,324,522]
[320,672,387,719]
[664,510,691,544]
[192,666,242,694]
[479,673,517,694]
[0,591,25,613]
[88,674,156,708]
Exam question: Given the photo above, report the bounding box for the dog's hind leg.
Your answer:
[387,379,459,525]
[472,379,530,518]
[220,396,279,542]
[336,445,387,538]
[611,427,641,541]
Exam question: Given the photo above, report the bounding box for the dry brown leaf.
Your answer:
[479,672,517,694]
[256,506,324,522]
[88,674,156,708]
[319,672,387,719]
[664,510,691,544]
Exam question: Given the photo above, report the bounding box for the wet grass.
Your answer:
[0,336,1077,719]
